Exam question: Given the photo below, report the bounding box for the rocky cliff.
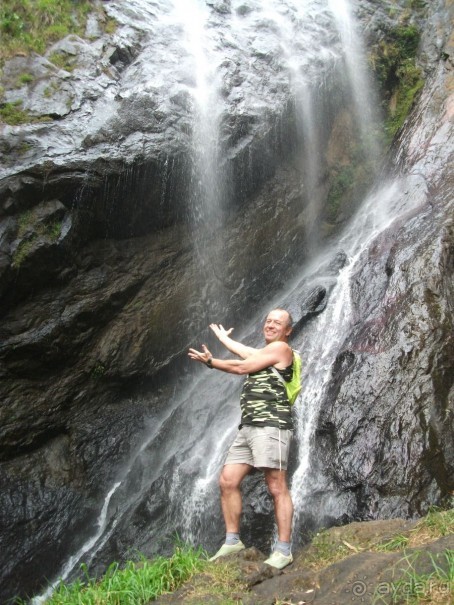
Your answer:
[0,0,452,602]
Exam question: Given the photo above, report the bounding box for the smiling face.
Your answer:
[263,309,292,343]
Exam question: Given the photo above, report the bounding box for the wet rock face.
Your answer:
[317,205,454,518]
[314,0,454,521]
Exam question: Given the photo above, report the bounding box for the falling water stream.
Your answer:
[32,0,415,599]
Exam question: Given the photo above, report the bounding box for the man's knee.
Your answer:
[219,471,234,493]
[265,471,290,499]
[219,464,249,493]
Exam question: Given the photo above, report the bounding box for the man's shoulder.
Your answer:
[263,341,293,361]
[264,341,291,351]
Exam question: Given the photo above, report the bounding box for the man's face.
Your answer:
[263,309,292,343]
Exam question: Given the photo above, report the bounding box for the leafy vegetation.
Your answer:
[0,0,116,64]
[369,23,425,142]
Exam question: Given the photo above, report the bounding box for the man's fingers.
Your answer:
[188,348,203,359]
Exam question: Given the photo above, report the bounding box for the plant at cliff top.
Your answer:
[0,0,116,64]
[21,545,207,605]
[369,24,424,143]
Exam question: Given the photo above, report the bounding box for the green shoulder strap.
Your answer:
[271,350,302,405]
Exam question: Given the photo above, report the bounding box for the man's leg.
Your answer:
[219,463,252,533]
[263,468,294,569]
[264,468,293,542]
[209,463,251,561]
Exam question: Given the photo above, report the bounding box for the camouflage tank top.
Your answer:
[239,364,294,430]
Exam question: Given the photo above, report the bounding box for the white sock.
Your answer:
[276,540,291,556]
[225,532,240,545]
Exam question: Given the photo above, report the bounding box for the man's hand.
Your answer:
[210,324,233,340]
[208,322,257,359]
[188,344,213,365]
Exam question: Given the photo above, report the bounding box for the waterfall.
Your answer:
[175,0,226,316]
[32,0,397,597]
[327,0,381,160]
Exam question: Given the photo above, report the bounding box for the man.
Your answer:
[188,308,295,569]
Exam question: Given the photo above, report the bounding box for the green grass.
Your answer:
[24,545,207,605]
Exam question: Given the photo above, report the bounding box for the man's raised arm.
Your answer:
[209,324,257,359]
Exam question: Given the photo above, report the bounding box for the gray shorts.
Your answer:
[224,426,293,470]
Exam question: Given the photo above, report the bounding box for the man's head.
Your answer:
[263,308,293,343]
